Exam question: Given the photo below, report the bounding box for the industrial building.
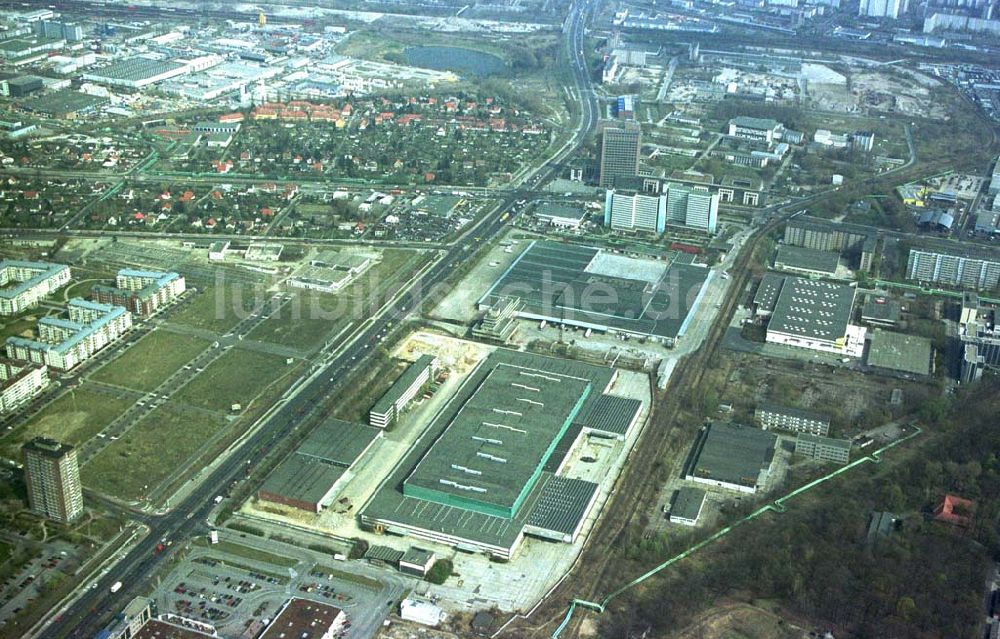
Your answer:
[92,269,186,317]
[258,418,381,513]
[478,241,710,344]
[670,486,707,526]
[727,116,784,143]
[0,260,71,315]
[360,349,640,559]
[860,294,900,327]
[599,122,641,188]
[259,598,346,639]
[400,598,445,627]
[288,252,372,293]
[0,358,48,414]
[472,296,523,343]
[906,247,1000,291]
[754,402,831,436]
[752,273,787,317]
[685,423,777,494]
[773,245,840,277]
[783,216,877,271]
[533,203,587,229]
[795,433,851,465]
[765,277,864,356]
[865,330,932,376]
[245,243,284,261]
[369,355,436,428]
[82,57,188,89]
[6,298,132,371]
[22,437,83,523]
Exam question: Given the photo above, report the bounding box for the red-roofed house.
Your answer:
[933,494,974,528]
[219,112,245,123]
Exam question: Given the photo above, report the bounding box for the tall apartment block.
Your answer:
[599,122,641,188]
[23,437,83,523]
[906,248,1000,290]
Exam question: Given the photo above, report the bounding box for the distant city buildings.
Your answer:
[6,298,132,371]
[23,437,83,523]
[0,358,48,414]
[0,260,71,316]
[91,269,186,317]
[906,247,1000,290]
[599,122,641,188]
[859,0,905,19]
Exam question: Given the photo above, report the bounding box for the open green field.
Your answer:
[2,385,133,455]
[168,281,262,333]
[196,539,297,568]
[81,404,228,502]
[246,292,351,351]
[90,330,209,392]
[174,348,292,412]
[247,249,425,350]
[0,313,44,341]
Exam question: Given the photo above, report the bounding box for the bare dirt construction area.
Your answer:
[852,70,948,119]
[666,602,804,639]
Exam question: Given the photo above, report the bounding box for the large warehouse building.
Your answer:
[765,277,865,356]
[478,241,710,344]
[360,349,643,559]
[258,418,381,513]
[685,422,777,494]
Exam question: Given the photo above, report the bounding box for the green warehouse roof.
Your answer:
[403,362,592,518]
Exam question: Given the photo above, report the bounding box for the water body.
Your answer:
[405,46,506,77]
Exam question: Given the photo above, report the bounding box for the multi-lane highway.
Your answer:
[39,2,600,638]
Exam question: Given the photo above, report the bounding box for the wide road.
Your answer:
[39,2,600,638]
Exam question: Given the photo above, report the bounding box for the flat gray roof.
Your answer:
[774,245,839,275]
[768,277,856,343]
[575,394,642,437]
[671,486,706,521]
[259,418,379,506]
[525,476,598,536]
[687,423,776,490]
[866,330,932,376]
[753,273,786,313]
[478,240,708,340]
[861,294,901,323]
[87,57,185,82]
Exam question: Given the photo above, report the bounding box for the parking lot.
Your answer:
[150,533,408,639]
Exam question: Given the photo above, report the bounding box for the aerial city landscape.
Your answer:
[0,0,1000,637]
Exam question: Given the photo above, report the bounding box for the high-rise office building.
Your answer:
[22,438,83,523]
[604,184,718,234]
[859,0,905,18]
[599,123,641,188]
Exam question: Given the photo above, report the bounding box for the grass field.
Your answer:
[169,282,262,333]
[245,291,351,350]
[196,539,297,568]
[0,314,44,341]
[81,404,228,502]
[2,385,133,455]
[247,249,425,351]
[174,349,292,412]
[90,330,209,392]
